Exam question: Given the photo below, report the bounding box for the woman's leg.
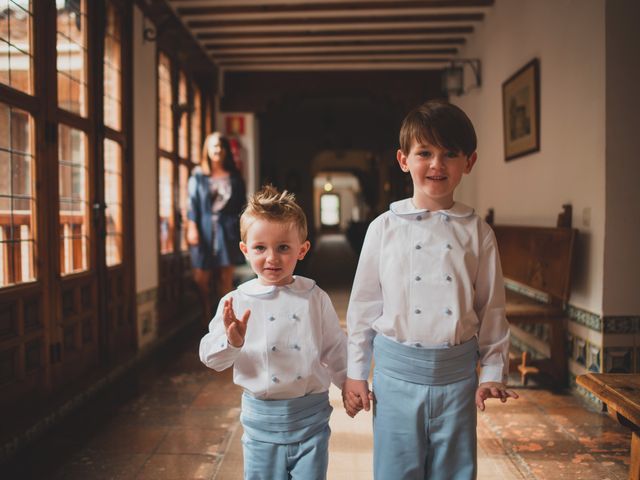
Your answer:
[216,265,235,297]
[192,267,213,326]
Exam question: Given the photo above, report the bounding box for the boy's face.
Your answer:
[239,219,310,287]
[397,139,477,211]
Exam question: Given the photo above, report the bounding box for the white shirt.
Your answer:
[200,276,347,400]
[347,198,510,385]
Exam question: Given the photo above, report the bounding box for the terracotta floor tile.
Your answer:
[156,427,229,455]
[137,453,219,479]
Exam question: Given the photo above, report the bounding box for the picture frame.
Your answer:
[502,58,540,161]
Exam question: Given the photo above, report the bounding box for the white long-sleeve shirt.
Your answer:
[200,276,347,400]
[347,198,510,385]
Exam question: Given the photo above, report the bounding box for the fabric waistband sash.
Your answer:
[373,334,478,386]
[240,391,332,444]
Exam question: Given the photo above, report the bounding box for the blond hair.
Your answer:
[240,185,307,242]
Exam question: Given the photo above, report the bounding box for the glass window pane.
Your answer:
[158,156,174,254]
[59,124,88,275]
[103,1,121,131]
[57,0,87,116]
[158,52,172,152]
[190,86,201,163]
[0,101,36,288]
[104,138,122,266]
[178,72,187,159]
[179,164,188,252]
[0,1,33,94]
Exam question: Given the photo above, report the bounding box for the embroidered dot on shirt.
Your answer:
[445,308,453,315]
[271,375,279,383]
[271,345,277,351]
[296,375,302,380]
[445,274,452,282]
[415,275,421,281]
[293,344,301,351]
[446,243,453,250]
[268,315,276,322]
[415,244,422,250]
[292,314,299,321]
[415,308,422,314]
[416,215,422,221]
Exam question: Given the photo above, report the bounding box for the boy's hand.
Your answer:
[475,382,519,411]
[342,378,373,417]
[223,297,250,348]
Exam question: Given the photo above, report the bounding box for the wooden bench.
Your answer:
[487,205,578,387]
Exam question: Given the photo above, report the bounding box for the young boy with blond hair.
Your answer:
[343,100,518,479]
[200,185,347,480]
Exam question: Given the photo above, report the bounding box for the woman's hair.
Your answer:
[240,185,308,242]
[200,132,239,175]
[399,100,477,157]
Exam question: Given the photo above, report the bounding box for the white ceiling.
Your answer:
[166,0,493,72]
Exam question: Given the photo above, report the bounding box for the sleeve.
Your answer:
[187,174,200,223]
[318,291,347,389]
[199,293,243,371]
[346,218,384,380]
[474,227,510,384]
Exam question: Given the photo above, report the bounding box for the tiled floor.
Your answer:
[1,234,633,479]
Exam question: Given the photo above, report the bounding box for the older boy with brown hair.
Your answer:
[200,185,346,480]
[343,100,518,479]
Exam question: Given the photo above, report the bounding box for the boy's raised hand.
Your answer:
[223,297,250,348]
[475,382,519,411]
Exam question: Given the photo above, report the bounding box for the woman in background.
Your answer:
[187,132,246,323]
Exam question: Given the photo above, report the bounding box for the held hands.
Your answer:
[223,297,251,348]
[342,378,375,418]
[475,382,519,411]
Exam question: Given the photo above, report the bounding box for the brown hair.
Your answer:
[240,185,308,242]
[399,100,477,156]
[199,132,238,175]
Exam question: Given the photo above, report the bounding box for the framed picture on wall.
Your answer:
[502,58,540,161]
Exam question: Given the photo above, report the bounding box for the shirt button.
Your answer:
[414,342,422,347]
[415,244,422,250]
[445,274,452,282]
[415,275,421,281]
[268,315,276,322]
[271,375,279,383]
[415,308,421,314]
[416,215,422,221]
[443,215,450,222]
[445,308,452,315]
[446,244,453,250]
[271,345,277,351]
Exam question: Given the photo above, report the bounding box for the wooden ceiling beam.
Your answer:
[195,26,474,39]
[177,0,494,16]
[187,13,484,29]
[211,47,458,58]
[203,37,467,49]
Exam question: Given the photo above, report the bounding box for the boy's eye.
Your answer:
[418,150,431,158]
[253,246,265,252]
[446,151,459,158]
[278,245,290,252]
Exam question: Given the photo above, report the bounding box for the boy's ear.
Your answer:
[297,240,311,261]
[396,149,409,172]
[464,152,478,174]
[239,241,248,257]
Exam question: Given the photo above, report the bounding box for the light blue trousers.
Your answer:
[242,425,330,480]
[240,392,332,480]
[372,335,479,480]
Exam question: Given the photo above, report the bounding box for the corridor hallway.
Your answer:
[3,234,632,479]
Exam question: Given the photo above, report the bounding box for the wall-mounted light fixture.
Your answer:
[323,176,334,192]
[441,59,482,97]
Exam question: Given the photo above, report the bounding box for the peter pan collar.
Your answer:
[237,275,316,297]
[389,198,475,219]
